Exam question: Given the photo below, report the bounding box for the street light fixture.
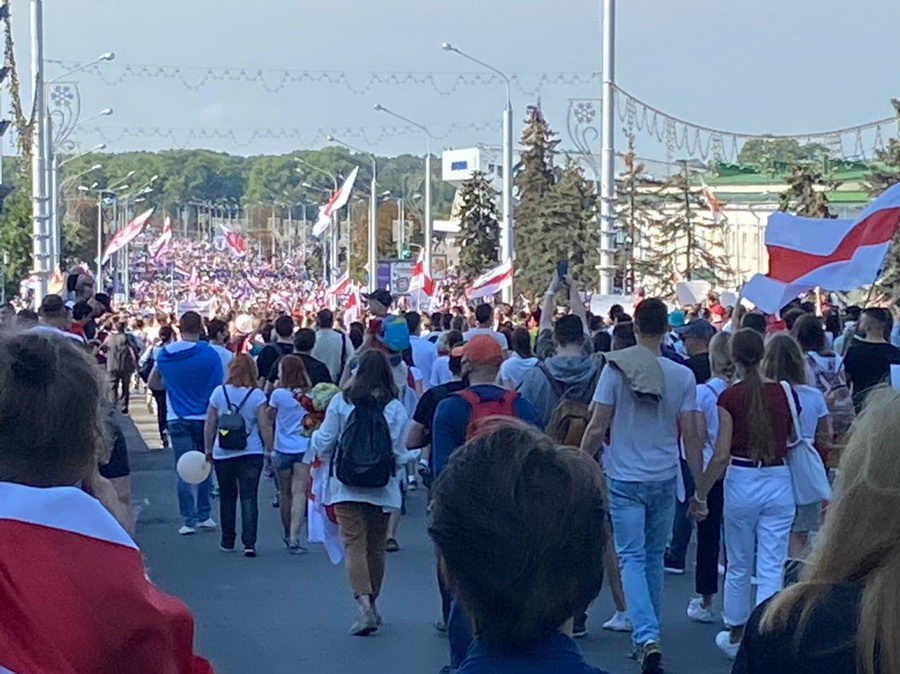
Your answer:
[374,102,434,277]
[442,40,514,301]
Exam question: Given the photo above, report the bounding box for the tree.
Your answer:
[456,171,501,283]
[737,138,829,168]
[778,163,839,218]
[513,106,559,296]
[535,159,601,290]
[867,99,900,292]
[614,139,658,293]
[635,163,730,297]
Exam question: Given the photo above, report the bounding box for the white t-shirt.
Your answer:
[593,357,697,482]
[268,387,311,454]
[694,377,729,468]
[430,355,453,388]
[793,383,829,439]
[311,328,353,383]
[208,385,267,460]
[464,327,508,350]
[210,344,234,383]
[498,354,539,389]
[409,335,438,390]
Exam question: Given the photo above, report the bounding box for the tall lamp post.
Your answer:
[327,135,377,289]
[442,41,513,302]
[82,171,132,281]
[52,141,106,271]
[599,0,616,294]
[296,157,340,282]
[373,104,434,278]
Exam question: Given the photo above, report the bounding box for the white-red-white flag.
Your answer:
[327,273,352,301]
[700,177,725,218]
[344,283,362,324]
[219,224,247,256]
[188,266,199,300]
[466,259,514,299]
[741,183,900,313]
[0,482,213,673]
[149,216,174,262]
[312,167,359,237]
[101,208,154,264]
[409,249,434,297]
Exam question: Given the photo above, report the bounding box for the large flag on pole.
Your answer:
[219,224,247,256]
[741,183,900,313]
[0,482,213,673]
[466,259,514,300]
[101,208,154,264]
[409,249,434,298]
[313,167,359,237]
[149,215,174,262]
[326,273,352,307]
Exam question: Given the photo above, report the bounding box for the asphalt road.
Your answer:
[123,400,733,674]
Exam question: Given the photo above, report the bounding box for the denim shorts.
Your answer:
[275,451,307,472]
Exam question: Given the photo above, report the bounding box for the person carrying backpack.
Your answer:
[430,334,541,671]
[203,355,270,557]
[105,321,138,414]
[308,350,417,637]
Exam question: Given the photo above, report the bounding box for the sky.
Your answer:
[10,0,900,160]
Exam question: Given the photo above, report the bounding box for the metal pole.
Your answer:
[30,0,48,302]
[45,101,54,273]
[330,209,339,282]
[50,152,59,271]
[424,140,433,278]
[95,196,103,280]
[501,86,514,302]
[599,0,616,295]
[368,162,377,290]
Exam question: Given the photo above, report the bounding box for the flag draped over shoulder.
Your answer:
[466,259,513,299]
[0,482,213,674]
[741,184,900,313]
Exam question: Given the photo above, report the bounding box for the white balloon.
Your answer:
[176,450,211,484]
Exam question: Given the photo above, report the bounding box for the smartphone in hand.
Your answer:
[557,260,568,281]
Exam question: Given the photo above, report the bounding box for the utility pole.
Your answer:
[30,0,48,303]
[599,0,616,295]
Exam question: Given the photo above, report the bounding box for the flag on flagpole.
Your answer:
[344,283,362,324]
[101,208,154,264]
[741,183,900,313]
[219,223,247,256]
[0,482,213,673]
[188,267,199,300]
[700,177,725,218]
[466,259,514,300]
[409,249,434,297]
[150,216,174,263]
[313,167,359,237]
[327,273,352,300]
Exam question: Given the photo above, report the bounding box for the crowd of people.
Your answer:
[3,257,900,674]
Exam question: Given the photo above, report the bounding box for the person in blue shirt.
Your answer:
[429,420,614,674]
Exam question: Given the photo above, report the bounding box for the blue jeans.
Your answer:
[169,418,212,527]
[606,476,676,646]
[448,596,472,669]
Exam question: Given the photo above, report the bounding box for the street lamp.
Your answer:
[327,134,378,289]
[442,41,514,301]
[374,103,434,278]
[296,157,341,283]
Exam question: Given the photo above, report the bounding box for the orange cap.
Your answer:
[463,334,503,366]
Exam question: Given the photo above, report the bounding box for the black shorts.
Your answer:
[99,417,130,479]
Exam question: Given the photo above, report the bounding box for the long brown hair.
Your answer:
[344,350,398,405]
[731,328,775,464]
[763,332,807,386]
[278,354,311,390]
[760,387,900,674]
[225,353,258,388]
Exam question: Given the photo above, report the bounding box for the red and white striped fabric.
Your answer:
[219,224,247,256]
[466,259,513,300]
[742,184,900,313]
[313,167,359,237]
[326,273,352,302]
[344,284,362,323]
[149,216,174,262]
[188,266,199,300]
[409,249,435,310]
[0,482,212,674]
[101,208,154,264]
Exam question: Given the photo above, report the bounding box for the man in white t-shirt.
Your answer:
[579,297,703,674]
[464,303,508,352]
[311,309,354,384]
[207,319,234,383]
[405,311,437,390]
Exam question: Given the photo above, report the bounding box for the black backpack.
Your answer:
[332,397,394,488]
[217,386,255,451]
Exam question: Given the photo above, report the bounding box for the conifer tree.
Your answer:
[456,171,501,283]
[866,99,900,292]
[614,141,657,294]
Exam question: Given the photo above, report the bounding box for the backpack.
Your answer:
[332,397,395,488]
[807,354,854,435]
[217,386,256,451]
[457,388,519,441]
[108,334,137,374]
[539,363,602,447]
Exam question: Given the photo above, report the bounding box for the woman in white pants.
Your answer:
[692,329,796,660]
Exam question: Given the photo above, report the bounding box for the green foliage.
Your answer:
[737,138,829,170]
[635,165,730,297]
[614,143,658,293]
[513,106,560,297]
[778,164,839,218]
[0,175,33,297]
[866,101,900,293]
[456,171,501,283]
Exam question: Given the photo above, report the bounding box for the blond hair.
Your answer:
[760,386,900,674]
[225,353,258,388]
[709,331,734,381]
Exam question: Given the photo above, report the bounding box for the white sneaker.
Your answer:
[686,597,717,623]
[178,525,196,536]
[602,611,633,632]
[197,518,217,530]
[715,630,740,660]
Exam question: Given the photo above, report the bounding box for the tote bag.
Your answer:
[780,381,831,505]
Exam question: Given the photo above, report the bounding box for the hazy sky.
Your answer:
[12,0,900,159]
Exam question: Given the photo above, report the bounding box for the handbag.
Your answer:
[780,381,832,505]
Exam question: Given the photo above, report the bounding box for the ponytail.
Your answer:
[731,329,775,463]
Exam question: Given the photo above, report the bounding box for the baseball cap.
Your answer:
[668,310,686,328]
[364,289,393,307]
[463,334,503,366]
[675,318,716,340]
